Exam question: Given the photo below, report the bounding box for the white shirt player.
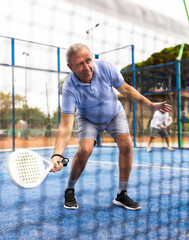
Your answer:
[150,110,169,129]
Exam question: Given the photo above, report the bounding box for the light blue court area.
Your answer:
[0,147,189,240]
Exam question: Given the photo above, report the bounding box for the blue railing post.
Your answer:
[11,38,15,151]
[94,54,99,60]
[176,61,182,148]
[131,45,137,147]
[57,47,61,126]
[94,54,102,146]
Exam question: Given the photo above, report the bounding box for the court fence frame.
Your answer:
[96,47,189,149]
[0,35,188,150]
[0,35,69,150]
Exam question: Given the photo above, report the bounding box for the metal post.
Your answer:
[57,47,61,126]
[11,38,15,151]
[22,52,29,108]
[86,23,100,55]
[131,45,137,147]
[94,54,102,146]
[176,62,182,148]
[176,43,185,148]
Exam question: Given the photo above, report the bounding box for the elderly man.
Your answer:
[51,43,172,210]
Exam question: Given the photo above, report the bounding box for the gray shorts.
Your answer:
[150,127,168,139]
[77,111,130,142]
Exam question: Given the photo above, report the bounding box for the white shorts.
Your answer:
[77,111,130,143]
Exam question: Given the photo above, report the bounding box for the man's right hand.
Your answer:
[50,156,64,173]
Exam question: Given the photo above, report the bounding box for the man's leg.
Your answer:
[116,133,133,183]
[113,133,141,210]
[147,127,156,152]
[64,138,95,209]
[147,137,153,152]
[160,129,174,151]
[69,138,95,181]
[165,137,174,151]
[165,137,170,148]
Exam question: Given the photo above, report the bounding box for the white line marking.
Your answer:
[88,160,189,171]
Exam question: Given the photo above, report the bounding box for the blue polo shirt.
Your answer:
[61,60,124,124]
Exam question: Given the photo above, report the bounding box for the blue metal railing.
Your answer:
[57,47,61,126]
[0,35,188,150]
[131,45,137,147]
[11,38,15,151]
[0,36,70,150]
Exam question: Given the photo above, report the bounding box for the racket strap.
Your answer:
[51,154,69,166]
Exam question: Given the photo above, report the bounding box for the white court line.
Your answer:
[88,160,189,171]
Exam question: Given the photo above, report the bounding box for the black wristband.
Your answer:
[51,154,64,159]
[51,154,69,167]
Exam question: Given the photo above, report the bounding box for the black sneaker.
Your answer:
[113,190,141,210]
[64,188,79,209]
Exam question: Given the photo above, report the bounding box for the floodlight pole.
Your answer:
[86,23,100,55]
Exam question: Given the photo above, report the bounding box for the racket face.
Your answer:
[7,149,53,188]
[165,116,172,127]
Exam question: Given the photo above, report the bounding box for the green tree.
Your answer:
[0,92,49,129]
[121,43,189,92]
[0,92,26,128]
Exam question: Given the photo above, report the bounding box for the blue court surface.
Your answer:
[0,147,189,240]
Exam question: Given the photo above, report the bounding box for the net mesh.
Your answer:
[0,2,189,236]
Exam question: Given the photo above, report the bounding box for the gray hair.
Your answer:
[66,43,91,66]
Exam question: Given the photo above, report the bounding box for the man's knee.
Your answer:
[78,147,92,158]
[77,140,94,158]
[119,141,132,154]
[116,134,133,153]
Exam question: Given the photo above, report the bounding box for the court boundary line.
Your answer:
[88,160,189,171]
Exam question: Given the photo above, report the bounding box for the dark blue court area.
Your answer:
[0,147,189,240]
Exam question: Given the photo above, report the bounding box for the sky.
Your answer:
[130,0,189,24]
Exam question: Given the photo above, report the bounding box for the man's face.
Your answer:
[68,48,94,84]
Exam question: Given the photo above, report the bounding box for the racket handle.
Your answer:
[51,154,69,167]
[60,158,69,167]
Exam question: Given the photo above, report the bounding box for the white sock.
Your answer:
[118,181,128,194]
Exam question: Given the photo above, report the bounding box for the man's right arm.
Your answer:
[51,113,74,172]
[157,123,166,130]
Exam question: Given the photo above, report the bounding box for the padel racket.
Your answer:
[165,116,172,127]
[7,149,69,189]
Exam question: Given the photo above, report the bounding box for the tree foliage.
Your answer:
[121,43,189,92]
[0,92,50,129]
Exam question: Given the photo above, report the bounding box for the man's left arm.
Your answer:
[117,82,172,112]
